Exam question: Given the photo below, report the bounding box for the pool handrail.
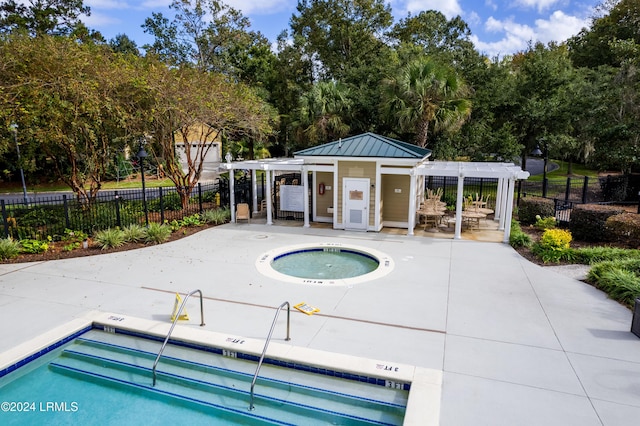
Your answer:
[152,289,205,386]
[249,301,291,411]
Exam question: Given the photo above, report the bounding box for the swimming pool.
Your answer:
[256,243,394,285]
[0,313,441,425]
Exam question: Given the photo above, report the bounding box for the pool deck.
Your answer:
[1,223,640,425]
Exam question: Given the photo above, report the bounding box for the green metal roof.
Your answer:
[294,133,432,159]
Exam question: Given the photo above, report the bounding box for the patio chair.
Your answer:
[236,203,250,223]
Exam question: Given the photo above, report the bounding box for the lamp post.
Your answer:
[9,123,29,205]
[531,139,548,198]
[137,138,149,227]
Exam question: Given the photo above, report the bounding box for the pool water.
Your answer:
[0,329,407,425]
[271,249,379,280]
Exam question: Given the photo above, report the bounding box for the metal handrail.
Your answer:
[249,301,291,411]
[152,289,205,386]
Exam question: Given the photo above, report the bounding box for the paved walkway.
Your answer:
[1,223,639,425]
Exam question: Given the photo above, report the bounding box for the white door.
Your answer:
[343,178,370,230]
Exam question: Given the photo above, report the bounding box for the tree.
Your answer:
[388,10,479,71]
[291,80,352,149]
[0,35,146,203]
[0,0,89,36]
[142,0,271,81]
[381,58,471,148]
[146,66,274,208]
[109,33,139,56]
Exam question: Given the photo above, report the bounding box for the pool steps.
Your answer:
[48,334,406,425]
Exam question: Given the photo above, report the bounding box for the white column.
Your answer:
[494,177,504,222]
[265,169,273,225]
[498,178,508,231]
[303,167,310,228]
[454,173,465,240]
[407,170,417,236]
[229,167,236,223]
[502,178,516,243]
[251,169,258,214]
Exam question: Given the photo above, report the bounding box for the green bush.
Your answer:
[572,246,640,264]
[145,223,172,244]
[94,228,126,250]
[531,228,572,263]
[180,214,203,227]
[569,204,625,242]
[148,192,183,212]
[587,258,640,307]
[534,215,557,230]
[20,238,50,254]
[122,224,146,243]
[509,220,531,248]
[517,197,555,225]
[0,238,21,260]
[202,208,230,225]
[605,213,640,247]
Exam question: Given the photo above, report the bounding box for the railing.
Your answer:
[249,301,291,411]
[152,289,205,386]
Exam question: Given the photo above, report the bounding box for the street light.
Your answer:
[9,123,29,205]
[137,138,149,227]
[531,139,548,198]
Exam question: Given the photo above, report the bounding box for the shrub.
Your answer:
[509,220,531,248]
[569,204,625,242]
[605,213,640,248]
[0,238,21,260]
[572,247,640,264]
[180,214,203,227]
[148,192,183,212]
[532,229,572,263]
[122,224,146,243]
[517,197,555,225]
[202,208,230,225]
[94,228,126,250]
[145,223,172,244]
[20,238,50,254]
[587,258,640,307]
[534,215,557,230]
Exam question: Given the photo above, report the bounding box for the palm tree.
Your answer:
[382,58,472,148]
[292,80,352,148]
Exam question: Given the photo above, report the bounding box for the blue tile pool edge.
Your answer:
[1,323,410,393]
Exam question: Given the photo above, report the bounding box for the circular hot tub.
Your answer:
[256,243,394,285]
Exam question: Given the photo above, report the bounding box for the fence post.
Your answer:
[565,177,571,201]
[582,176,589,203]
[198,182,203,213]
[114,191,121,228]
[63,195,70,229]
[1,200,8,238]
[159,186,165,224]
[443,176,448,201]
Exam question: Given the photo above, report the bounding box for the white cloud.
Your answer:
[534,10,589,43]
[225,0,294,15]
[402,0,462,18]
[473,9,589,57]
[485,0,498,11]
[85,0,132,10]
[82,11,123,27]
[513,0,563,13]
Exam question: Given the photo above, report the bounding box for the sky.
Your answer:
[82,0,601,58]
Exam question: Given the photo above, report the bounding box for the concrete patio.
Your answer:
[1,223,639,425]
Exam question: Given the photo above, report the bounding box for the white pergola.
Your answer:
[222,158,529,243]
[221,158,308,227]
[410,161,530,242]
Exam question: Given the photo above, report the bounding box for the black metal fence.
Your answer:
[1,181,221,240]
[425,176,500,208]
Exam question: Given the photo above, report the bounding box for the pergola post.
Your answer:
[265,168,273,225]
[454,171,465,240]
[407,169,417,236]
[303,166,310,228]
[502,178,516,243]
[252,169,258,214]
[229,167,236,223]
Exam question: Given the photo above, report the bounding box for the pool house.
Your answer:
[222,133,529,242]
